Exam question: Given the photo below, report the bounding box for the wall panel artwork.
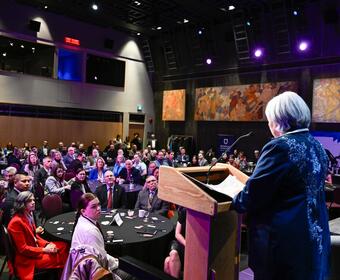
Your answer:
[194,81,297,121]
[162,89,186,121]
[312,78,340,123]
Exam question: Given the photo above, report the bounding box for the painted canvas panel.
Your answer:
[312,78,340,123]
[162,89,185,121]
[194,81,298,121]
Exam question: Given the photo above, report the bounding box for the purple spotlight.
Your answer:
[254,48,263,58]
[206,58,212,65]
[298,41,309,51]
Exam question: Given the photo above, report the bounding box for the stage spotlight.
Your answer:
[254,48,263,58]
[298,40,309,51]
[92,3,98,10]
[206,58,212,65]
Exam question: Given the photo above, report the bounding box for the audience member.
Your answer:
[1,174,31,225]
[190,155,198,167]
[154,151,170,167]
[51,150,67,170]
[37,140,50,161]
[8,191,68,280]
[113,154,125,177]
[198,153,209,166]
[63,147,76,169]
[118,159,142,185]
[164,207,186,279]
[87,148,101,168]
[135,175,169,216]
[23,152,42,179]
[71,168,92,194]
[33,156,52,197]
[95,170,126,210]
[132,154,147,177]
[2,166,17,191]
[62,193,130,280]
[176,148,190,167]
[88,157,107,183]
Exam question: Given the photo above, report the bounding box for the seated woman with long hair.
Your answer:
[7,191,68,280]
[70,168,92,210]
[61,193,131,280]
[88,157,107,183]
[23,152,42,178]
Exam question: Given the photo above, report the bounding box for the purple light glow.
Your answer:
[206,58,212,65]
[298,41,309,51]
[254,49,263,58]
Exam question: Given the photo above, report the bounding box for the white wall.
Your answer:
[0,0,154,139]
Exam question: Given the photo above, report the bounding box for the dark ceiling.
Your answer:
[16,0,315,36]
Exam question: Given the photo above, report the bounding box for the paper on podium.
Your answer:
[206,175,245,199]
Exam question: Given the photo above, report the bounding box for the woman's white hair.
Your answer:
[265,91,311,133]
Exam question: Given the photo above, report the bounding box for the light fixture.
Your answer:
[206,58,212,65]
[137,32,141,36]
[156,26,162,30]
[198,29,203,35]
[94,76,98,80]
[21,45,25,48]
[246,21,251,26]
[293,10,298,16]
[44,5,48,9]
[9,42,14,46]
[134,1,141,6]
[298,40,309,51]
[253,48,264,58]
[183,19,189,23]
[92,3,98,10]
[2,52,6,57]
[228,5,235,11]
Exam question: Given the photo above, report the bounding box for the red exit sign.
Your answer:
[64,37,80,46]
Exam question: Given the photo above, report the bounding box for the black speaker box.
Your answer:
[29,20,41,32]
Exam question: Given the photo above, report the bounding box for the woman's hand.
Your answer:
[36,226,44,235]
[43,243,58,254]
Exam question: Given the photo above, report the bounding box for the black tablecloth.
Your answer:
[44,210,175,268]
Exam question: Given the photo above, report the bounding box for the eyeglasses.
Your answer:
[146,179,156,183]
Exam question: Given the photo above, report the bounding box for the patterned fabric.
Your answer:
[233,130,330,280]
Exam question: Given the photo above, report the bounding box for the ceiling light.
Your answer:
[44,5,48,9]
[246,21,251,26]
[137,32,141,36]
[298,40,309,51]
[206,58,212,65]
[183,19,189,23]
[253,48,264,58]
[92,3,98,10]
[293,10,298,16]
[228,5,235,11]
[198,29,203,35]
[2,53,7,57]
[9,42,14,46]
[156,26,162,30]
[94,76,98,80]
[134,1,141,5]
[21,45,25,48]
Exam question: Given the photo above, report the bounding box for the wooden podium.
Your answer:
[159,163,248,280]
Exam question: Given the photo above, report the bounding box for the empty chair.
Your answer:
[41,194,63,221]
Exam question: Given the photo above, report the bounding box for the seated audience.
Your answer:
[45,165,71,196]
[113,154,125,177]
[118,159,142,185]
[190,155,198,167]
[198,153,209,166]
[71,168,92,194]
[63,193,132,279]
[86,148,101,169]
[7,191,68,280]
[51,150,67,171]
[154,151,170,167]
[1,174,31,225]
[67,152,85,175]
[33,156,52,195]
[88,157,107,183]
[147,161,158,176]
[95,170,126,210]
[63,147,76,169]
[23,152,42,179]
[176,148,190,167]
[132,154,147,177]
[135,175,169,216]
[164,207,186,279]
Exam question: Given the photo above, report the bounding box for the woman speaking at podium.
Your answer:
[233,91,330,280]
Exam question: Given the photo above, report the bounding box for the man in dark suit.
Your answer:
[95,170,126,210]
[134,175,169,217]
[1,174,31,225]
[118,159,142,185]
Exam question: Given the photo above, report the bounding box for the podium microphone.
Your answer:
[206,131,253,184]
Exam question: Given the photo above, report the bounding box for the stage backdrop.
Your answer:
[194,81,297,121]
[312,78,340,123]
[162,89,186,121]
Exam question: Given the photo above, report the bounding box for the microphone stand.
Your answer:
[206,131,253,184]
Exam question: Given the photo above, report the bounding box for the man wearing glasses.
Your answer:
[134,175,169,217]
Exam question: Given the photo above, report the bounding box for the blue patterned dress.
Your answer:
[233,129,330,280]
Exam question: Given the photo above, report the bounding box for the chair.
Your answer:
[70,189,84,210]
[41,194,63,222]
[0,224,57,280]
[119,256,177,280]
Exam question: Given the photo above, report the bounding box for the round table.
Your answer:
[44,209,175,268]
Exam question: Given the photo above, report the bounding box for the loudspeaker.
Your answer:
[104,39,114,49]
[29,20,41,32]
